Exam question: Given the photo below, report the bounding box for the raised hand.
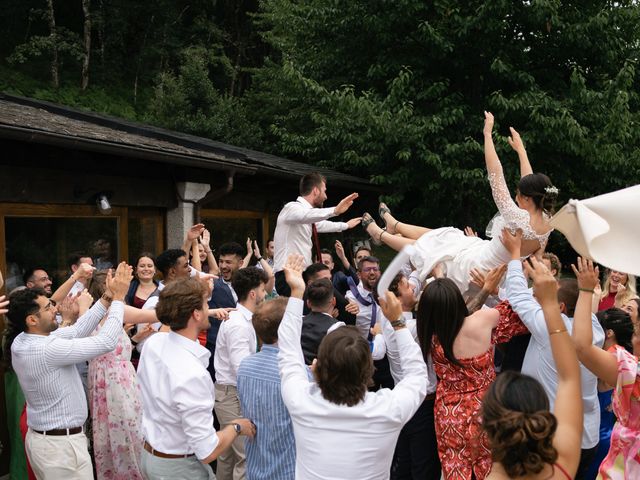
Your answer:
[186,224,205,242]
[0,295,9,315]
[335,193,359,216]
[500,228,523,259]
[507,127,525,154]
[378,290,402,323]
[284,253,306,298]
[77,289,94,314]
[464,226,478,237]
[74,262,96,281]
[524,256,558,306]
[58,295,80,325]
[106,262,134,302]
[201,229,211,249]
[483,111,495,136]
[571,257,599,291]
[252,240,262,259]
[483,264,507,295]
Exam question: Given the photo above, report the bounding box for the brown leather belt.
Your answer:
[31,427,83,436]
[144,441,194,459]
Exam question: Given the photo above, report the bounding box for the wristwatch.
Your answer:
[390,318,406,329]
[231,423,242,435]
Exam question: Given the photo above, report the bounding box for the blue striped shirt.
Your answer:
[237,345,295,480]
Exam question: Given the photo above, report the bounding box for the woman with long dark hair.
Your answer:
[416,232,528,480]
[362,112,556,296]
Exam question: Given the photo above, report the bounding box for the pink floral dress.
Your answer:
[88,327,143,480]
[597,346,640,479]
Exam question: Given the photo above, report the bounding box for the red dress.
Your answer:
[432,301,527,480]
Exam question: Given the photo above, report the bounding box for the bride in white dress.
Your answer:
[362,112,557,296]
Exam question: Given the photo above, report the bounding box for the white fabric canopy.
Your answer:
[550,184,640,276]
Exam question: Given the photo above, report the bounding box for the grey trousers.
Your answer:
[140,449,215,480]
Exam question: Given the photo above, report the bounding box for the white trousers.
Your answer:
[25,428,93,480]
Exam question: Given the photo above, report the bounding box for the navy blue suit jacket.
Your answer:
[206,277,237,345]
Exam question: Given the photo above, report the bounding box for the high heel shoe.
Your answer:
[361,213,383,245]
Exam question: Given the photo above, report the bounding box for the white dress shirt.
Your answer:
[345,281,377,339]
[273,196,349,272]
[138,331,218,459]
[278,297,427,480]
[505,260,605,449]
[214,303,257,386]
[380,312,437,394]
[12,300,122,431]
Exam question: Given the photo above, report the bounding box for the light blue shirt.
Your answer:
[505,260,605,449]
[237,345,295,480]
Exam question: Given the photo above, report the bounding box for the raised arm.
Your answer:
[283,192,359,225]
[241,238,253,269]
[51,263,95,304]
[525,257,582,477]
[201,229,219,275]
[278,254,312,399]
[466,264,507,313]
[190,240,202,272]
[46,263,133,366]
[484,112,528,222]
[253,241,275,292]
[182,224,205,254]
[571,258,618,385]
[507,127,533,177]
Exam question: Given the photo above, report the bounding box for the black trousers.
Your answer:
[392,395,441,480]
[575,446,598,480]
[275,270,291,296]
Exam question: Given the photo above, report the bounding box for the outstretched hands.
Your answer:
[105,262,134,302]
[500,228,523,259]
[335,193,359,216]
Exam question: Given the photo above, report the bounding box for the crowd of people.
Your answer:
[2,112,640,480]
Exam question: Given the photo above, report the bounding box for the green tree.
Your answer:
[249,0,640,230]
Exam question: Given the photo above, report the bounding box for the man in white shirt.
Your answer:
[9,263,132,480]
[215,266,268,480]
[273,172,361,295]
[278,253,427,480]
[505,244,604,480]
[138,278,255,480]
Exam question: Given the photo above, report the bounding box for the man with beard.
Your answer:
[273,172,361,296]
[8,263,132,479]
[214,266,268,480]
[346,256,394,389]
[206,242,245,380]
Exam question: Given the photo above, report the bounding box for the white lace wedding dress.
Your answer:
[410,170,552,296]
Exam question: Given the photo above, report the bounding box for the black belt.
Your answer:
[32,426,83,436]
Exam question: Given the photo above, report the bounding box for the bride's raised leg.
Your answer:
[364,215,416,252]
[380,203,431,239]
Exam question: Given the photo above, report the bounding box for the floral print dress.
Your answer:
[597,346,640,479]
[88,326,143,480]
[432,301,527,480]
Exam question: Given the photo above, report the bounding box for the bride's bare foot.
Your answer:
[379,202,400,234]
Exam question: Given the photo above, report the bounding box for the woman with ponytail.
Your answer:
[481,256,584,479]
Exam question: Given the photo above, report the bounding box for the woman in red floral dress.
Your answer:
[417,272,527,480]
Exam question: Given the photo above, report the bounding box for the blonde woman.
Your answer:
[597,269,637,311]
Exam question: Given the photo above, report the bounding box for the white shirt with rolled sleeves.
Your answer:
[505,259,604,449]
[273,196,349,272]
[278,297,427,480]
[214,303,256,386]
[138,331,218,459]
[11,300,122,431]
